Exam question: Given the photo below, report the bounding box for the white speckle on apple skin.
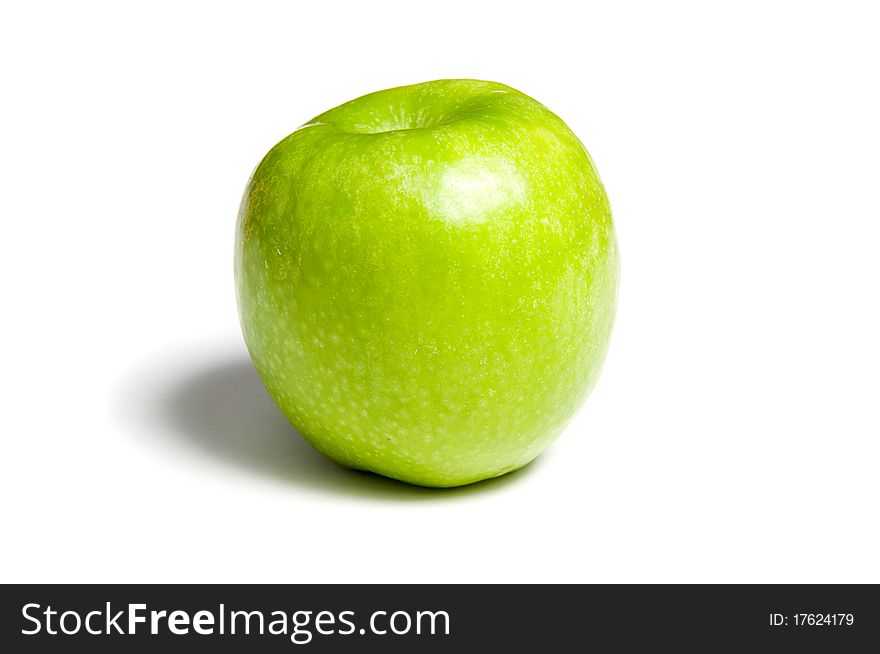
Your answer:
[235,80,619,488]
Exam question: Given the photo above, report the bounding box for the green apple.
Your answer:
[235,79,618,487]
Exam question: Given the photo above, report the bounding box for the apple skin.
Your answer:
[235,79,618,487]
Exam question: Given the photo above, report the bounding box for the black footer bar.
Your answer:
[2,584,877,651]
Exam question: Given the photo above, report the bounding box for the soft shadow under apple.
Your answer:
[119,347,540,500]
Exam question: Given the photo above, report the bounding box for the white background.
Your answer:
[2,1,878,583]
